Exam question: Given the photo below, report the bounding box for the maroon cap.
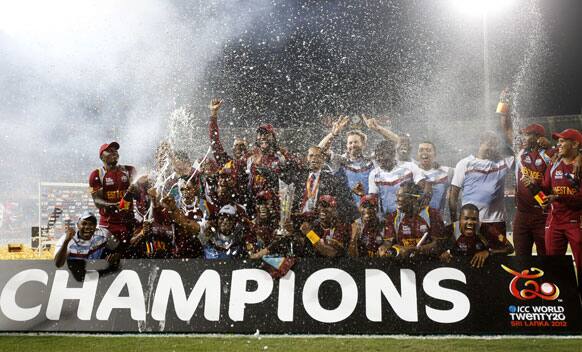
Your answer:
[318,195,337,208]
[552,129,582,144]
[257,124,276,135]
[99,142,119,156]
[359,194,378,207]
[521,123,545,136]
[256,190,275,201]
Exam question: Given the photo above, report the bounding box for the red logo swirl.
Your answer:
[501,265,560,301]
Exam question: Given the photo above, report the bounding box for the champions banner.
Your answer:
[0,257,580,334]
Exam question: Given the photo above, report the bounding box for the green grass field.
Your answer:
[0,336,581,352]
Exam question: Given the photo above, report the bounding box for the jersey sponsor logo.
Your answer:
[552,186,576,196]
[501,265,560,301]
[521,167,542,181]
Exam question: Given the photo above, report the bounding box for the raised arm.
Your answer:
[497,88,513,147]
[161,196,201,236]
[54,225,75,268]
[208,98,230,166]
[318,116,349,153]
[362,115,399,143]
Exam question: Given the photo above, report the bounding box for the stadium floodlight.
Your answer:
[449,0,515,118]
[449,0,516,17]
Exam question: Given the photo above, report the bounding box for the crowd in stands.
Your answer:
[54,91,582,278]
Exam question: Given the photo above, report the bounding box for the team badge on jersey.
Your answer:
[402,225,411,235]
[121,175,128,182]
[555,170,563,179]
[420,224,428,233]
[105,177,114,186]
[535,158,542,166]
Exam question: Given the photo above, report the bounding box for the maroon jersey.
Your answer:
[384,207,444,247]
[246,221,278,253]
[130,206,173,259]
[515,148,554,213]
[445,222,488,257]
[306,220,352,256]
[352,219,387,257]
[541,159,582,225]
[173,206,204,259]
[89,165,136,226]
[247,149,300,194]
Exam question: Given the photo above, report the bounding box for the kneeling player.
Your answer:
[348,194,387,257]
[379,182,444,258]
[202,205,248,259]
[439,203,514,268]
[300,195,350,257]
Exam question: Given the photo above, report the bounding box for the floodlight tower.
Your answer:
[450,0,515,118]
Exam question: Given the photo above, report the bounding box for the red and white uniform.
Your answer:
[89,165,136,235]
[445,222,488,257]
[513,148,554,255]
[247,150,300,194]
[173,205,204,259]
[383,207,444,247]
[352,219,388,257]
[541,159,582,272]
[305,221,350,257]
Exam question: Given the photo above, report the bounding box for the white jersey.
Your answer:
[54,227,112,260]
[422,166,453,213]
[329,151,375,205]
[451,155,515,223]
[369,161,426,216]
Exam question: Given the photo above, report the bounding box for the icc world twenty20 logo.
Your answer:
[501,265,560,301]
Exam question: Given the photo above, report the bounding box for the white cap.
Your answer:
[218,204,237,216]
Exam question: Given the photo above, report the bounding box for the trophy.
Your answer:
[277,181,295,237]
[274,182,296,256]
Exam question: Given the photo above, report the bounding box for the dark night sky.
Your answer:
[534,0,582,116]
[194,0,582,127]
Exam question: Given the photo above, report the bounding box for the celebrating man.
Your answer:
[449,131,514,251]
[379,182,443,258]
[348,194,387,257]
[292,146,356,221]
[299,195,351,257]
[89,142,136,253]
[54,212,117,268]
[318,115,399,205]
[417,141,453,216]
[439,203,514,268]
[524,129,582,274]
[368,140,428,217]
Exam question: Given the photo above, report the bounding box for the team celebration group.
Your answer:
[54,91,582,278]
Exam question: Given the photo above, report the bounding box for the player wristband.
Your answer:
[306,230,321,245]
[496,102,509,114]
